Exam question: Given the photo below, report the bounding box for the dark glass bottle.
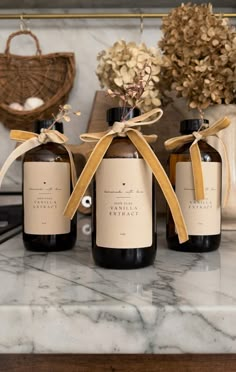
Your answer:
[22,119,77,252]
[92,107,157,269]
[166,118,222,252]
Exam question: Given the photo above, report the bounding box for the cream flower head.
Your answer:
[96,40,163,112]
[159,3,236,111]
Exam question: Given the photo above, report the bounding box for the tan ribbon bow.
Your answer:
[0,129,77,188]
[164,116,231,201]
[64,108,188,244]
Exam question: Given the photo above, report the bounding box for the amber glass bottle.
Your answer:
[166,119,222,252]
[92,107,157,269]
[22,119,77,252]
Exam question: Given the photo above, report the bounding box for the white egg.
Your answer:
[9,102,24,111]
[24,97,44,111]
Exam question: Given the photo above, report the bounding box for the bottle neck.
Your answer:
[180,119,209,134]
[107,107,140,126]
[34,119,63,134]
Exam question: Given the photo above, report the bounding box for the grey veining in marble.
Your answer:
[0,216,236,353]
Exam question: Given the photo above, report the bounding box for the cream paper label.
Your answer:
[96,158,153,248]
[176,162,221,235]
[24,162,71,234]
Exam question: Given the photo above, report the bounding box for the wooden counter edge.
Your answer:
[0,354,235,372]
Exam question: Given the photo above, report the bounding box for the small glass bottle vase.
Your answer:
[92,107,157,269]
[166,118,222,253]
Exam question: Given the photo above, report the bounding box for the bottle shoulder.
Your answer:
[23,143,69,162]
[171,140,221,162]
[104,137,141,158]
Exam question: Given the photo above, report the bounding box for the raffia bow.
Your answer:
[64,108,188,244]
[0,129,77,188]
[164,116,231,202]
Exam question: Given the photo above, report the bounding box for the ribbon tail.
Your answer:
[64,144,77,188]
[10,130,37,142]
[209,134,231,208]
[126,129,188,244]
[200,116,231,137]
[164,134,193,151]
[0,138,40,188]
[125,108,163,126]
[64,133,114,219]
[80,130,110,142]
[219,137,231,208]
[189,143,205,200]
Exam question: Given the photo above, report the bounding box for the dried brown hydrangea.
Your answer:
[158,3,236,111]
[96,40,163,112]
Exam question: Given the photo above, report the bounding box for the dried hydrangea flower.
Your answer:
[96,40,163,112]
[158,3,236,111]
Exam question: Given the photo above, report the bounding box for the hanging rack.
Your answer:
[0,12,235,19]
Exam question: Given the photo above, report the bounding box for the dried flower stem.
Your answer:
[48,104,81,130]
[107,64,153,121]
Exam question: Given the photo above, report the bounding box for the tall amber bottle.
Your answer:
[166,119,222,252]
[23,119,77,251]
[92,107,156,269]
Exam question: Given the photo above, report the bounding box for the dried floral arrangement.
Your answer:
[158,3,236,111]
[96,40,163,112]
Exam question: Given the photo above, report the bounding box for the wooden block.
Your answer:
[87,90,119,132]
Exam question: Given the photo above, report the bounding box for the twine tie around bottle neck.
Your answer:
[192,131,203,142]
[111,121,126,135]
[37,128,67,144]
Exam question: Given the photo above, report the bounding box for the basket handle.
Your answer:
[4,30,42,56]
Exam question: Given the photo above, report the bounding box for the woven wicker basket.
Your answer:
[0,30,76,130]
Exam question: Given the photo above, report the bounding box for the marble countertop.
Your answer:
[0,215,236,354]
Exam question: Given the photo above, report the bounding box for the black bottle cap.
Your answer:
[34,119,64,134]
[107,107,140,126]
[180,118,209,134]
